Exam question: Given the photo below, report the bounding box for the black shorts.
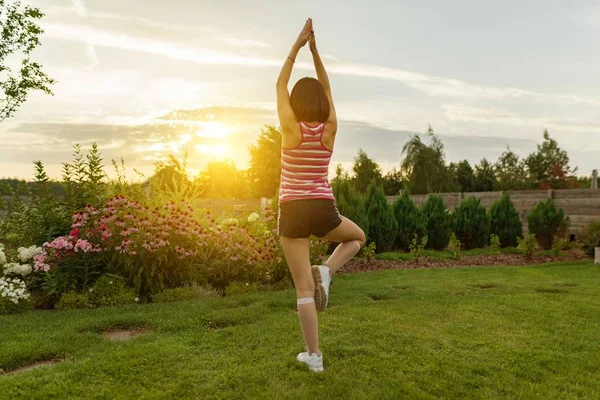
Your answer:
[277,199,343,239]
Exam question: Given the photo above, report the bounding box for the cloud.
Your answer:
[69,0,99,68]
[572,6,600,28]
[40,18,600,108]
[443,104,600,134]
[220,37,268,48]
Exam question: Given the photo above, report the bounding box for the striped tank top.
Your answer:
[279,122,335,204]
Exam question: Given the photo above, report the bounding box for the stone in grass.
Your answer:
[101,327,148,341]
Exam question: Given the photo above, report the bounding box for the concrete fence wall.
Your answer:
[386,188,600,236]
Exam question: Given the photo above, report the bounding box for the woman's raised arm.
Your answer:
[276,19,312,132]
[309,29,337,131]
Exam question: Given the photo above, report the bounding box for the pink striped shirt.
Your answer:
[279,122,335,204]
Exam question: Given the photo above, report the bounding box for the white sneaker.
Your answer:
[312,265,331,311]
[297,352,324,372]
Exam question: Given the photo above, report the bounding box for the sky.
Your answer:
[1,0,599,180]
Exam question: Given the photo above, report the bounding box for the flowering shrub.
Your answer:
[30,195,289,299]
[0,277,32,314]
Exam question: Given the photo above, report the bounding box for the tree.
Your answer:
[200,160,248,199]
[332,177,369,237]
[495,147,530,191]
[352,149,382,193]
[453,160,475,192]
[392,192,425,251]
[473,158,497,192]
[452,197,489,249]
[1,0,55,122]
[247,125,282,198]
[525,130,577,189]
[401,126,453,194]
[365,182,397,252]
[420,195,452,250]
[382,167,403,196]
[489,193,522,247]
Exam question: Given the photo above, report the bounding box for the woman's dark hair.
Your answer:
[290,77,330,123]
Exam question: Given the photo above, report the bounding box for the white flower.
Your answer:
[247,213,259,223]
[17,246,43,263]
[3,263,32,277]
[0,250,6,266]
[0,277,30,305]
[221,218,239,227]
[135,297,139,302]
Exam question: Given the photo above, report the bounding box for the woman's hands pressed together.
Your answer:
[294,18,313,50]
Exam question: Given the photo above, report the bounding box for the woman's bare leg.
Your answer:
[321,217,366,275]
[281,237,320,355]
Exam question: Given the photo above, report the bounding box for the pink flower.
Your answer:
[74,239,93,253]
[70,228,80,237]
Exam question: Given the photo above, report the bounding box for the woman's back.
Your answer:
[279,121,334,204]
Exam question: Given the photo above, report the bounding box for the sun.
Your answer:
[196,121,233,139]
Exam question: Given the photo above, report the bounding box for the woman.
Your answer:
[276,18,366,372]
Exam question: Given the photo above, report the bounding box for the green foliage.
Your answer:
[152,284,219,303]
[352,150,382,193]
[495,148,531,191]
[517,234,538,260]
[55,291,91,310]
[0,0,55,123]
[579,220,600,258]
[490,234,501,259]
[452,197,490,250]
[365,183,397,252]
[473,158,497,192]
[448,233,462,259]
[453,160,475,192]
[409,234,428,263]
[247,125,282,198]
[361,242,376,262]
[225,281,259,296]
[392,192,425,251]
[420,195,451,250]
[310,236,330,266]
[382,167,403,196]
[525,130,577,189]
[332,177,369,236]
[401,127,454,194]
[527,199,568,250]
[87,275,136,308]
[551,236,564,257]
[489,194,522,247]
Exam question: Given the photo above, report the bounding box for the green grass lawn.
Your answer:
[2,261,600,399]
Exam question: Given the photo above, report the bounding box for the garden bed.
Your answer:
[340,249,588,274]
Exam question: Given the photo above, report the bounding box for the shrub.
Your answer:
[225,281,259,296]
[0,277,33,314]
[517,234,538,260]
[448,233,461,260]
[527,200,568,250]
[152,284,219,303]
[55,291,91,310]
[552,235,564,257]
[361,242,377,262]
[490,234,501,259]
[409,234,428,263]
[452,197,489,250]
[333,179,369,237]
[489,194,522,247]
[580,220,600,258]
[392,192,426,251]
[88,275,137,307]
[420,195,452,250]
[365,183,398,253]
